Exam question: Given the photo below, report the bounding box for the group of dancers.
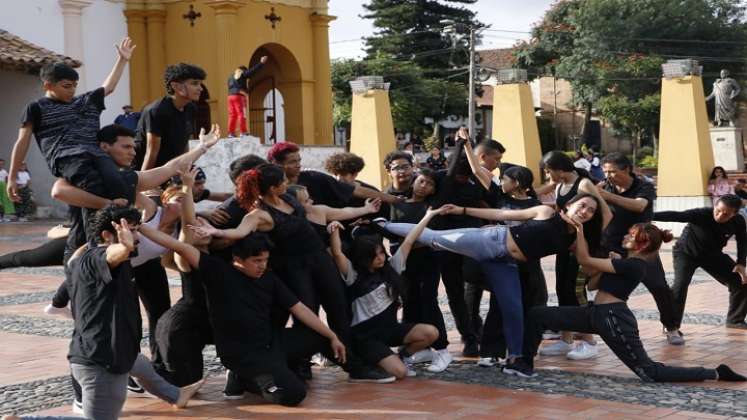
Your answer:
[2,37,747,420]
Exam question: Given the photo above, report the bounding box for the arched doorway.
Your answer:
[246,43,303,144]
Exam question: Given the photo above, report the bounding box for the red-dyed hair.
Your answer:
[266,142,299,163]
[628,223,674,254]
[235,164,285,211]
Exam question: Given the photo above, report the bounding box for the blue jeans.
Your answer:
[384,223,524,357]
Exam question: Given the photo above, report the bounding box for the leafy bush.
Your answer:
[638,155,657,168]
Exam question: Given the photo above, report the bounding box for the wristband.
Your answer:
[462,207,467,215]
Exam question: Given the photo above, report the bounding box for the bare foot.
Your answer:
[174,377,206,408]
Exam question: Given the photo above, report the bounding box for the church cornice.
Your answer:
[123,0,327,14]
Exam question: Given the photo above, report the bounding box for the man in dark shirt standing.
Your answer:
[654,194,747,331]
[114,105,141,131]
[227,56,267,137]
[135,63,205,171]
[597,152,681,345]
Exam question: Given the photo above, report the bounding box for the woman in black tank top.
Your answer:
[542,151,612,359]
[379,193,604,377]
[524,221,747,383]
[193,164,384,381]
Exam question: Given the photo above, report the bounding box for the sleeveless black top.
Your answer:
[509,214,576,260]
[555,175,583,209]
[261,193,325,257]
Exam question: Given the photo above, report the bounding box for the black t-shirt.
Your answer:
[510,214,576,260]
[22,88,106,177]
[654,207,747,265]
[67,246,141,374]
[602,176,656,254]
[432,170,487,229]
[135,96,196,168]
[599,257,647,301]
[197,253,299,363]
[297,170,355,208]
[213,195,247,229]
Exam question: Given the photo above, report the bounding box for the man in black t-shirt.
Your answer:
[654,195,747,330]
[597,152,680,344]
[136,231,348,406]
[136,63,206,171]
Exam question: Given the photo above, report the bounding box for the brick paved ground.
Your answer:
[2,221,747,419]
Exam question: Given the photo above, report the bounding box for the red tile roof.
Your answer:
[477,48,515,70]
[0,29,81,72]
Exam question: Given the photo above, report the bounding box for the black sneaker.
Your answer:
[502,358,536,378]
[294,362,313,381]
[223,370,245,400]
[348,368,396,383]
[127,377,146,396]
[726,322,747,330]
[462,340,479,357]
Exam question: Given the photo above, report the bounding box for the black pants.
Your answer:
[440,251,479,343]
[132,258,171,366]
[227,328,334,406]
[463,257,486,341]
[154,302,213,387]
[525,303,716,382]
[0,236,65,269]
[272,251,365,373]
[402,253,448,350]
[672,250,747,326]
[555,251,586,307]
[481,260,548,358]
[642,255,678,330]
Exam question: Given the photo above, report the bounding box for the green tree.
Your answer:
[514,0,747,150]
[331,53,468,131]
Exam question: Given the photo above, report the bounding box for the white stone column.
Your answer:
[58,0,93,88]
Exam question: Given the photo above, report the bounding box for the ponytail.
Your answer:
[235,163,286,211]
[630,223,673,254]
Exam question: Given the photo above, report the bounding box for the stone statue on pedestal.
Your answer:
[706,69,741,127]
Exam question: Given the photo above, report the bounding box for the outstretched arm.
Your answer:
[397,207,443,261]
[51,179,120,209]
[191,209,271,240]
[321,198,381,223]
[102,38,135,96]
[353,185,400,204]
[327,221,350,276]
[440,203,555,222]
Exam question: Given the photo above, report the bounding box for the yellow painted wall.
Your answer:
[491,83,543,183]
[124,0,334,145]
[657,76,714,196]
[350,89,396,190]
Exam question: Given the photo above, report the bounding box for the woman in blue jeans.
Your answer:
[378,193,603,377]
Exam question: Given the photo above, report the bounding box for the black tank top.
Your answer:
[510,214,576,260]
[555,176,583,209]
[261,193,325,257]
[180,270,208,307]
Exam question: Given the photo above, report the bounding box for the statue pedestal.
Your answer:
[709,127,744,171]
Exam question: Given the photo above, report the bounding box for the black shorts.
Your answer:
[352,321,415,365]
[57,153,109,197]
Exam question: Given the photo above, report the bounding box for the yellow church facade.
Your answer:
[123,0,335,145]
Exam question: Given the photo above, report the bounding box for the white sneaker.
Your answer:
[18,217,29,222]
[426,349,453,373]
[404,360,417,377]
[539,340,573,356]
[542,330,562,340]
[44,304,73,320]
[477,357,504,367]
[405,348,434,364]
[72,399,83,415]
[566,341,598,360]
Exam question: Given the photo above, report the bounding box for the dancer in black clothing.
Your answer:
[540,151,611,360]
[653,194,747,330]
[193,164,395,383]
[525,221,747,383]
[138,230,347,407]
[597,152,681,345]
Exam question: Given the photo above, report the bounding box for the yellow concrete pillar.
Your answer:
[144,5,166,101]
[123,8,148,110]
[349,82,396,190]
[655,74,713,235]
[207,0,245,135]
[310,13,336,145]
[491,83,543,183]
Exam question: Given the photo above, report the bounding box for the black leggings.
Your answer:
[272,251,365,373]
[133,258,171,366]
[402,252,448,350]
[555,251,587,307]
[526,302,716,382]
[481,260,548,358]
[0,237,65,269]
[227,328,335,406]
[641,255,678,331]
[672,250,747,326]
[154,302,213,386]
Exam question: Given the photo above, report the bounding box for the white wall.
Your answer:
[0,0,130,124]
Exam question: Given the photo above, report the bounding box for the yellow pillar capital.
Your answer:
[310,12,336,26]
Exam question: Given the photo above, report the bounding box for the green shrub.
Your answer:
[638,155,657,168]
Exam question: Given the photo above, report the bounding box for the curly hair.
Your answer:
[163,63,206,95]
[383,151,413,169]
[266,142,299,163]
[324,152,365,175]
[87,205,141,244]
[235,164,285,211]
